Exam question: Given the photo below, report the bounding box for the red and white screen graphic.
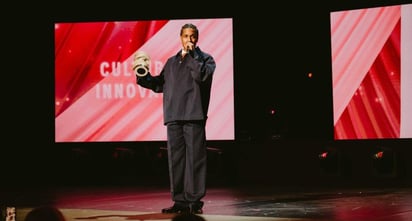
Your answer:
[331,4,412,140]
[55,18,235,142]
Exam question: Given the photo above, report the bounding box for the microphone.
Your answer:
[186,42,194,51]
[186,43,195,57]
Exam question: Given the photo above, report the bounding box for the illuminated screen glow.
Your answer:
[55,18,235,142]
[331,4,412,140]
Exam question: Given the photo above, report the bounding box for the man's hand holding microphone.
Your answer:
[182,41,195,57]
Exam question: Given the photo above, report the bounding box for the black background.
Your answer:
[3,0,412,187]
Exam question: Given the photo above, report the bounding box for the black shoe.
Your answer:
[189,202,203,214]
[161,205,190,214]
[190,207,203,214]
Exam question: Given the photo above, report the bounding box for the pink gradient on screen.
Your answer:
[55,18,235,142]
[331,4,412,140]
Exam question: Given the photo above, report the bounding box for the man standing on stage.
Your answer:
[133,23,216,214]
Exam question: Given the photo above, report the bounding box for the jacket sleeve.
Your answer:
[136,72,164,93]
[187,47,216,83]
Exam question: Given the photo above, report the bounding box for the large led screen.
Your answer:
[55,18,235,142]
[331,4,412,140]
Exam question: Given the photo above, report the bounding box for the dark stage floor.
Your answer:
[2,140,412,220]
[3,184,412,221]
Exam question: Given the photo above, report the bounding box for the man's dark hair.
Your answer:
[180,23,199,37]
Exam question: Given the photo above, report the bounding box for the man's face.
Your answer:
[180,28,198,51]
